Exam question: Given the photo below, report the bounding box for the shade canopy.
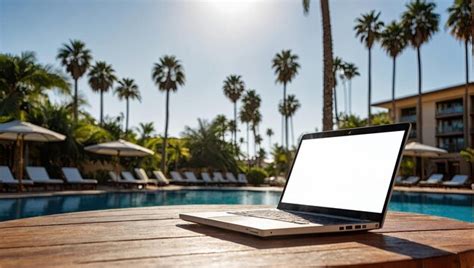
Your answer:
[0,120,66,142]
[84,139,154,157]
[403,142,448,158]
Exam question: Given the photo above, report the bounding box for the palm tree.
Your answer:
[213,114,229,141]
[341,62,360,115]
[332,57,345,124]
[115,78,141,134]
[381,21,408,122]
[0,52,69,119]
[88,61,116,125]
[402,0,439,143]
[241,89,262,158]
[137,122,155,141]
[57,40,92,123]
[272,50,300,150]
[447,0,472,147]
[303,0,335,132]
[223,74,245,147]
[286,95,301,146]
[152,55,185,173]
[239,106,253,161]
[354,10,384,125]
[266,128,274,149]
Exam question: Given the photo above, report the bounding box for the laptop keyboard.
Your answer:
[229,209,357,225]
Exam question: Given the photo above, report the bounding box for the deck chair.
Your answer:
[225,172,240,184]
[152,171,170,185]
[213,172,228,183]
[121,171,147,187]
[394,175,405,185]
[184,172,204,184]
[134,168,158,185]
[238,173,248,184]
[201,172,218,184]
[442,175,469,187]
[62,167,97,189]
[0,166,34,188]
[399,176,420,186]
[418,173,444,186]
[26,166,64,189]
[170,171,187,184]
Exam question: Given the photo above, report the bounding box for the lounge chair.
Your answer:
[399,176,420,186]
[184,172,204,184]
[394,175,405,186]
[170,171,186,184]
[121,171,147,187]
[418,173,444,187]
[26,166,64,190]
[238,173,248,184]
[442,175,469,187]
[201,172,218,184]
[213,172,228,183]
[134,168,158,185]
[152,171,170,185]
[225,172,240,184]
[61,167,98,189]
[0,166,34,189]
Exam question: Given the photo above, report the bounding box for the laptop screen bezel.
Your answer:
[277,123,411,223]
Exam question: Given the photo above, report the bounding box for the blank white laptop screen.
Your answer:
[281,130,405,213]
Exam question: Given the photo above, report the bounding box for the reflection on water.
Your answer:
[0,190,472,222]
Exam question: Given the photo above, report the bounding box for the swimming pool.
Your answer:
[0,190,472,222]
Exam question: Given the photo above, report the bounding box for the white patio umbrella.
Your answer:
[0,120,66,189]
[403,142,448,178]
[84,139,154,179]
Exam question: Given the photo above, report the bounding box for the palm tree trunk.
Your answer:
[283,82,289,150]
[417,46,423,143]
[161,90,170,173]
[291,116,295,147]
[233,102,237,148]
[349,79,352,114]
[246,122,250,165]
[367,47,372,126]
[281,115,284,145]
[464,40,470,148]
[333,84,339,125]
[253,127,257,158]
[343,78,348,114]
[74,78,78,123]
[321,0,334,131]
[391,57,397,123]
[125,98,130,134]
[100,90,104,125]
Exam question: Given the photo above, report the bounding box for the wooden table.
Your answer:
[0,205,473,267]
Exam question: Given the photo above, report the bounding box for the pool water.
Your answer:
[0,190,472,222]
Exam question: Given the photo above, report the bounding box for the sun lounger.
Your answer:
[399,176,420,186]
[152,171,170,185]
[442,175,469,187]
[213,172,229,183]
[0,166,34,188]
[418,173,444,186]
[238,173,248,184]
[121,171,147,186]
[61,167,98,189]
[184,172,204,184]
[170,171,186,184]
[225,172,240,184]
[108,171,121,183]
[26,166,64,189]
[201,172,218,184]
[394,175,404,185]
[134,168,158,185]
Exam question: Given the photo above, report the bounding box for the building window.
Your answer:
[400,107,416,139]
[437,118,464,134]
[436,98,463,116]
[438,137,464,152]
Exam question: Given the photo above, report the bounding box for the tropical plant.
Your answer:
[332,56,344,124]
[447,0,472,147]
[460,147,474,175]
[0,52,69,119]
[272,49,300,150]
[402,0,439,142]
[152,55,185,173]
[266,128,274,149]
[338,114,366,129]
[246,167,268,186]
[115,78,141,134]
[354,10,384,125]
[223,74,245,147]
[137,122,156,142]
[279,95,301,146]
[167,138,190,170]
[241,90,262,159]
[341,62,360,115]
[88,61,116,125]
[57,40,92,122]
[303,0,335,132]
[213,114,229,141]
[381,21,408,122]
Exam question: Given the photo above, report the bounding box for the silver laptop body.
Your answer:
[180,123,411,237]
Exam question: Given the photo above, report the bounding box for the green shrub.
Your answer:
[247,168,268,186]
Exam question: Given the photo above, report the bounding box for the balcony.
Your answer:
[400,115,416,123]
[436,107,463,119]
[436,127,464,137]
[408,129,417,139]
[438,143,465,153]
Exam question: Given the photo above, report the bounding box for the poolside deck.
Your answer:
[0,205,473,267]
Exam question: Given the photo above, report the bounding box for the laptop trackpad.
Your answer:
[211,214,323,229]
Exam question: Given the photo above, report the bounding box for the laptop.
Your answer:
[180,123,411,237]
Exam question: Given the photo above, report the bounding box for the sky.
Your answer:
[0,0,471,155]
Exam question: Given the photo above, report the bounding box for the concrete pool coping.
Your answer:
[0,185,473,199]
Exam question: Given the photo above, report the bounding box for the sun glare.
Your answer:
[208,0,258,18]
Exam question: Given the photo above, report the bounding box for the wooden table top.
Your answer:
[0,205,473,267]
